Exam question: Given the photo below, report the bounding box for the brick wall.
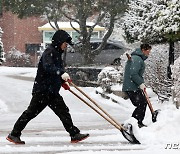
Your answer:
[0,12,14,52]
[0,11,46,53]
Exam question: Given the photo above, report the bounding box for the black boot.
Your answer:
[6,134,25,144]
[138,122,147,128]
[71,133,89,143]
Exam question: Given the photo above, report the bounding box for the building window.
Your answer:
[25,44,40,54]
[43,31,73,43]
[72,31,80,42]
[44,31,55,43]
[43,30,100,43]
[91,32,99,39]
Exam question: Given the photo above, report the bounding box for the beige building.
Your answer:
[38,22,105,49]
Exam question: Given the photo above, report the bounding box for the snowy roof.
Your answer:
[38,22,105,31]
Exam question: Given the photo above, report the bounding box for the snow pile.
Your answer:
[137,103,180,145]
[116,102,180,151]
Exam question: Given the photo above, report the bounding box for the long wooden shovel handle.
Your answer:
[69,88,122,131]
[126,53,131,60]
[68,80,124,130]
[143,89,154,113]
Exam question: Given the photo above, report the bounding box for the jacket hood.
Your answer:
[131,48,148,61]
[51,30,73,48]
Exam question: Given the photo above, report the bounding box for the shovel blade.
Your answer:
[121,123,140,144]
[152,109,160,122]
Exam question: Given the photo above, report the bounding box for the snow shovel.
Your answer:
[143,89,160,122]
[67,80,140,144]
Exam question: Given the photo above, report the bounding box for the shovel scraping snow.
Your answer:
[67,80,140,144]
[143,89,160,122]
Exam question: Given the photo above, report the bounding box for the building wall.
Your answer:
[0,12,14,52]
[0,11,46,53]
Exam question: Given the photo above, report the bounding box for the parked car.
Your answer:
[66,39,127,66]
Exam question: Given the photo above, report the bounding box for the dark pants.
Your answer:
[11,93,80,137]
[126,90,147,123]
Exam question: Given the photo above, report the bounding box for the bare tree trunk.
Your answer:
[167,40,175,79]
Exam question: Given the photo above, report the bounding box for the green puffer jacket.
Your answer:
[122,48,148,92]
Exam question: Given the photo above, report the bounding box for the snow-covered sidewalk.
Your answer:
[0,67,180,154]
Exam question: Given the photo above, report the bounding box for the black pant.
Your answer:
[126,90,147,123]
[11,93,80,137]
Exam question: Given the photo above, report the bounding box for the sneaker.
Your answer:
[6,134,25,144]
[71,133,89,143]
[138,122,147,128]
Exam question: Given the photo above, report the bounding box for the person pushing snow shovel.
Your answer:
[122,44,152,128]
[6,30,89,144]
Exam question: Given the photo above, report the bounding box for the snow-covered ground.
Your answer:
[0,66,180,154]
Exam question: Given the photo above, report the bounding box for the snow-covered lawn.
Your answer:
[0,67,180,154]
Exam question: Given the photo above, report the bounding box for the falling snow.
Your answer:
[0,67,180,154]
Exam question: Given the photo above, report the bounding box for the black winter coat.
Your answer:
[32,30,72,95]
[32,45,65,95]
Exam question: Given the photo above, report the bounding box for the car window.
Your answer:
[90,42,101,49]
[105,43,122,50]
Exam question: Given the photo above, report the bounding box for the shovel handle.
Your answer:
[67,81,141,144]
[143,89,154,113]
[69,88,122,131]
[68,80,124,131]
[126,53,131,60]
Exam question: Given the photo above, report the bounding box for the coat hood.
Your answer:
[131,48,148,61]
[51,30,73,48]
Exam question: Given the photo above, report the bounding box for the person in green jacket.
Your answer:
[122,44,152,128]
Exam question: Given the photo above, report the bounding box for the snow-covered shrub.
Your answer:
[0,27,3,50]
[0,27,5,64]
[174,41,180,60]
[5,47,32,67]
[122,0,180,43]
[171,56,180,109]
[144,44,172,102]
[98,66,123,93]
